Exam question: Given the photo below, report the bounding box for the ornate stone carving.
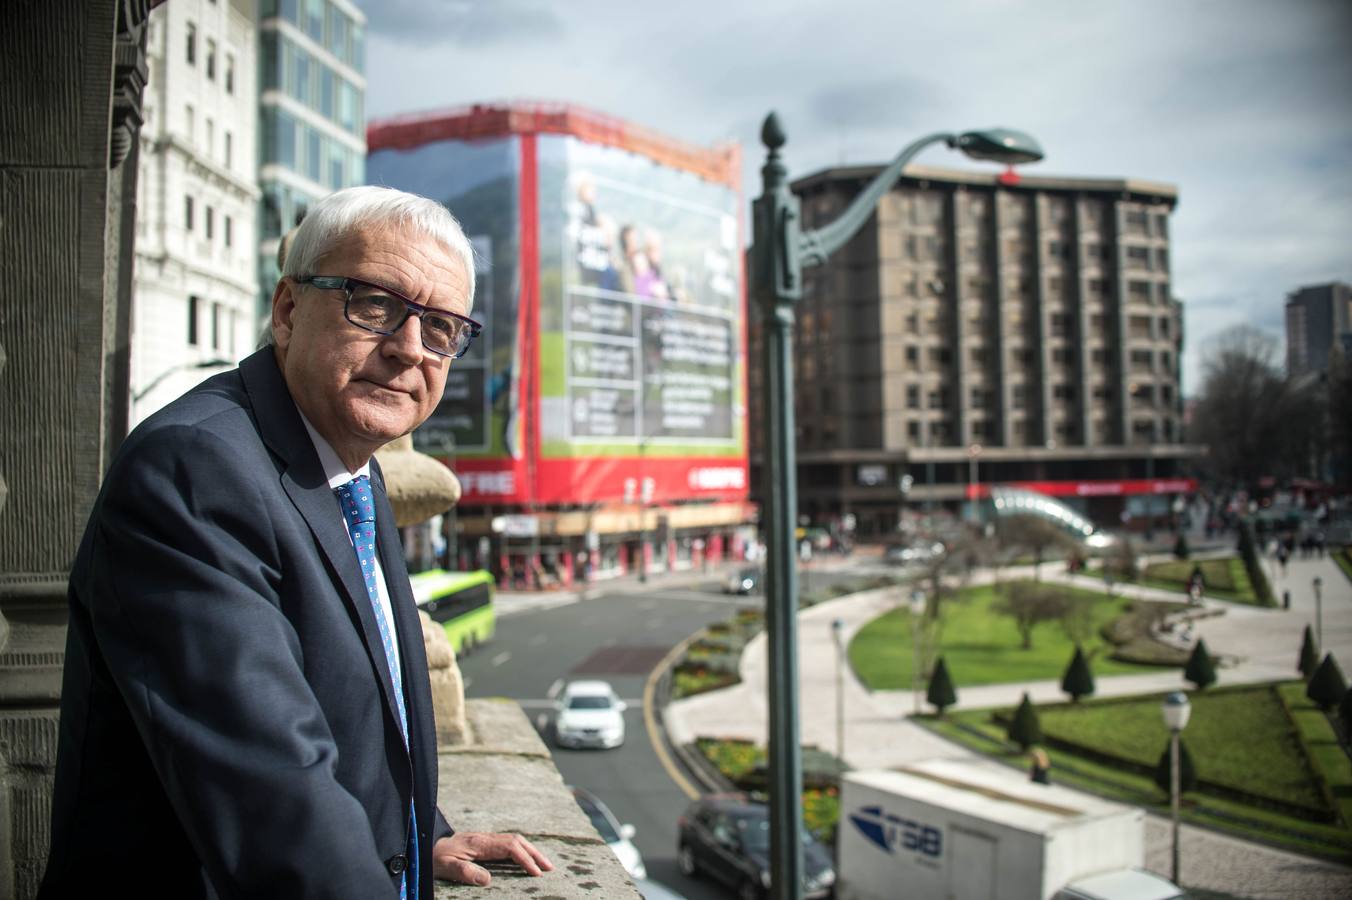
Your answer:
[109,0,149,169]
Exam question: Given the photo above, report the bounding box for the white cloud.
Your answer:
[360,0,1352,394]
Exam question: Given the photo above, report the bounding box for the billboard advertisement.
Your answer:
[535,134,747,504]
[368,126,746,506]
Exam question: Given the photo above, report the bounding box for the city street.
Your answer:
[457,578,756,900]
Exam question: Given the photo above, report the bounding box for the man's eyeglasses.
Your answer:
[295,275,482,359]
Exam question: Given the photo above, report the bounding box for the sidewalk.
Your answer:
[664,552,1352,898]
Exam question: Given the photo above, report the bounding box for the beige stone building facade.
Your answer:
[750,164,1201,538]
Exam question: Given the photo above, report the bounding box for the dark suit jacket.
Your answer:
[40,348,453,899]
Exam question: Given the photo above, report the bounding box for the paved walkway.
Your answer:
[665,550,1352,898]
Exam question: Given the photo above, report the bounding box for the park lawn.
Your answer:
[1277,682,1352,828]
[1038,686,1322,810]
[921,691,1352,862]
[1139,557,1261,606]
[848,582,1160,690]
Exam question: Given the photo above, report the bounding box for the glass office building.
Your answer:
[256,0,366,324]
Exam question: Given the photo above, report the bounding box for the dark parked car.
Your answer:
[676,794,835,900]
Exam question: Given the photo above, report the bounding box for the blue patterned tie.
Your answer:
[335,475,418,900]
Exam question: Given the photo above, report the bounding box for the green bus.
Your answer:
[408,568,496,654]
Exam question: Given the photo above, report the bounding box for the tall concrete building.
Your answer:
[749,164,1200,537]
[1285,281,1352,376]
[256,0,367,322]
[132,0,259,423]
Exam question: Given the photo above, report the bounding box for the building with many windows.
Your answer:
[132,0,259,424]
[1285,281,1352,377]
[256,0,366,322]
[749,164,1202,538]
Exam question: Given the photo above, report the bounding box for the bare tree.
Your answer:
[994,514,1077,580]
[994,581,1070,650]
[1189,325,1323,490]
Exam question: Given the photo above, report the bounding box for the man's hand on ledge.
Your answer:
[433,832,554,886]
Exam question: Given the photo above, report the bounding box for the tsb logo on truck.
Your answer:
[848,805,943,858]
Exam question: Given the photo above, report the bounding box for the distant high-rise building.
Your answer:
[132,0,259,424]
[256,0,366,323]
[748,164,1201,536]
[1285,282,1352,376]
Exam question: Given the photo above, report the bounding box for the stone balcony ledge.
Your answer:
[434,699,642,899]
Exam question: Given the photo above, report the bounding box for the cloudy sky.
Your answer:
[360,0,1352,394]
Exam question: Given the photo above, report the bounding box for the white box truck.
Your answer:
[837,759,1173,900]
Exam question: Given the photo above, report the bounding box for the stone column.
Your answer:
[0,2,147,896]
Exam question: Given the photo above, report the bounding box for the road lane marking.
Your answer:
[546,679,564,699]
[491,651,512,667]
[643,633,704,801]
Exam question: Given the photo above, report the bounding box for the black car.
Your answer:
[676,794,835,900]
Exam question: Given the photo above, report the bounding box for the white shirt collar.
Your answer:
[297,410,372,490]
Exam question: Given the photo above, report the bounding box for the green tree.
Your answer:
[1339,685,1352,739]
[993,581,1069,650]
[1173,533,1190,560]
[1061,646,1095,702]
[1307,653,1348,711]
[1153,737,1198,794]
[926,656,957,715]
[1006,692,1043,750]
[1184,639,1217,690]
[1299,625,1320,679]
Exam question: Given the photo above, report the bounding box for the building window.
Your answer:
[1052,347,1073,364]
[906,385,920,409]
[971,388,989,408]
[205,117,214,157]
[1126,246,1151,271]
[225,54,235,94]
[1050,312,1073,338]
[928,347,951,366]
[224,131,233,168]
[1053,384,1076,402]
[205,206,214,240]
[905,313,918,333]
[185,104,195,143]
[1128,280,1151,303]
[1130,349,1154,370]
[224,215,233,248]
[211,303,221,350]
[206,38,216,80]
[184,195,194,231]
[907,421,921,440]
[972,419,989,439]
[188,295,200,345]
[905,346,919,369]
[1124,209,1148,235]
[1012,385,1026,410]
[186,22,196,65]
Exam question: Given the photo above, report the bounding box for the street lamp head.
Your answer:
[1161,691,1191,732]
[951,128,1044,165]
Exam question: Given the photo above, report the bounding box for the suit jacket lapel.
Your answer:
[239,349,408,754]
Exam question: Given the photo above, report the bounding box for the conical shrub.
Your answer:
[1061,646,1095,702]
[926,656,957,715]
[1307,653,1348,712]
[1173,534,1190,560]
[1299,625,1320,679]
[1006,693,1043,751]
[1184,638,1217,690]
[1153,736,1198,794]
[1339,686,1352,738]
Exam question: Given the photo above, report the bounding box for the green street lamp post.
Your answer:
[750,113,1042,898]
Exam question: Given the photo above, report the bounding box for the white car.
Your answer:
[554,680,626,749]
[571,786,647,880]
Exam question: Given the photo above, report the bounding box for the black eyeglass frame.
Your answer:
[295,274,483,359]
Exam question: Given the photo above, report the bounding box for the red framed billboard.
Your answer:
[368,103,748,507]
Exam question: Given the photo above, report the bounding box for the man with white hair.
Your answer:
[40,186,552,897]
